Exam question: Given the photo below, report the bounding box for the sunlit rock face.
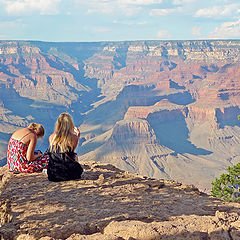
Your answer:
[1,40,240,190]
[1,162,240,239]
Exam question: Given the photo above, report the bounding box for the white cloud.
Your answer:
[150,8,177,16]
[0,19,24,29]
[214,0,231,2]
[75,0,163,6]
[85,0,115,15]
[138,21,148,25]
[93,26,112,32]
[209,19,240,38]
[113,20,148,25]
[121,6,142,16]
[84,0,142,16]
[0,35,7,38]
[192,26,201,37]
[173,0,195,5]
[157,30,171,39]
[76,0,161,16]
[0,19,25,38]
[3,0,61,15]
[118,0,162,5]
[87,8,113,15]
[195,3,240,18]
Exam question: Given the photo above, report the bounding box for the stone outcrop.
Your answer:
[0,162,240,240]
[80,97,240,191]
[0,42,89,106]
[124,99,187,120]
[1,40,240,192]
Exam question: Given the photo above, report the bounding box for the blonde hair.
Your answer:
[28,123,45,138]
[50,113,75,153]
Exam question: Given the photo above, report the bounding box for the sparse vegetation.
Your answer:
[212,115,240,202]
[211,162,240,202]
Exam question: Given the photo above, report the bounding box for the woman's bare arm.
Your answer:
[26,133,41,161]
[72,127,80,151]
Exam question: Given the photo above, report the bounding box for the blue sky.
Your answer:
[0,0,240,42]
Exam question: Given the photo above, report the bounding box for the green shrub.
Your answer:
[211,162,240,202]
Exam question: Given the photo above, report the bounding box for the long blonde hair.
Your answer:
[50,113,75,152]
[28,123,45,138]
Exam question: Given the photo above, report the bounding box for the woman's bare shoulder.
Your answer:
[11,128,35,143]
[12,128,30,137]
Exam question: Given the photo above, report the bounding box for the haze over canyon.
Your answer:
[0,40,240,191]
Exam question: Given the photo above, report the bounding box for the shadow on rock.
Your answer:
[0,162,239,239]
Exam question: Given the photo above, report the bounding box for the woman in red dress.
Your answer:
[7,123,49,173]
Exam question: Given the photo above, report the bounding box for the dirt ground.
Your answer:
[0,161,240,240]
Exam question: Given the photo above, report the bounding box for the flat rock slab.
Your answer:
[0,162,239,240]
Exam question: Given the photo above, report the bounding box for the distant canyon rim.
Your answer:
[0,40,240,191]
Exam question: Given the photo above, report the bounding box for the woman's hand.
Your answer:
[33,151,42,160]
[26,133,38,162]
[73,127,80,151]
[74,127,80,138]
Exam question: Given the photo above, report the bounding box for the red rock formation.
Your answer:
[1,40,240,191]
[124,107,152,119]
[188,106,216,122]
[109,119,157,145]
[0,44,88,105]
[124,99,187,120]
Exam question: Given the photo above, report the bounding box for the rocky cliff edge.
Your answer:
[0,161,240,240]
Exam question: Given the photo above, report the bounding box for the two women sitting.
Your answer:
[7,113,83,181]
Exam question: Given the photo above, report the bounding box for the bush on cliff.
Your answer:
[211,162,240,202]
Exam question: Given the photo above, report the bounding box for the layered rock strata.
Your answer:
[1,40,240,191]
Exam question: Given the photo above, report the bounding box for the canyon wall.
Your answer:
[0,40,240,190]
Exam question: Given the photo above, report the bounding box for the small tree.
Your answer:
[211,162,240,202]
[211,115,240,202]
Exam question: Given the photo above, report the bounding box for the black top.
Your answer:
[47,146,83,182]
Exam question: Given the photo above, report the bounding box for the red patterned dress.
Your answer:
[7,137,49,173]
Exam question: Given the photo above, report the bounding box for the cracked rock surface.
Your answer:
[0,161,239,240]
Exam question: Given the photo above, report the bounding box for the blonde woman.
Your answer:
[7,123,49,173]
[47,113,83,181]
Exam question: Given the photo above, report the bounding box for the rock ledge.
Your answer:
[0,161,239,240]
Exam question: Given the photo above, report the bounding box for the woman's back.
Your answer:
[47,145,82,182]
[49,132,79,152]
[7,124,48,173]
[47,113,83,182]
[11,127,35,145]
